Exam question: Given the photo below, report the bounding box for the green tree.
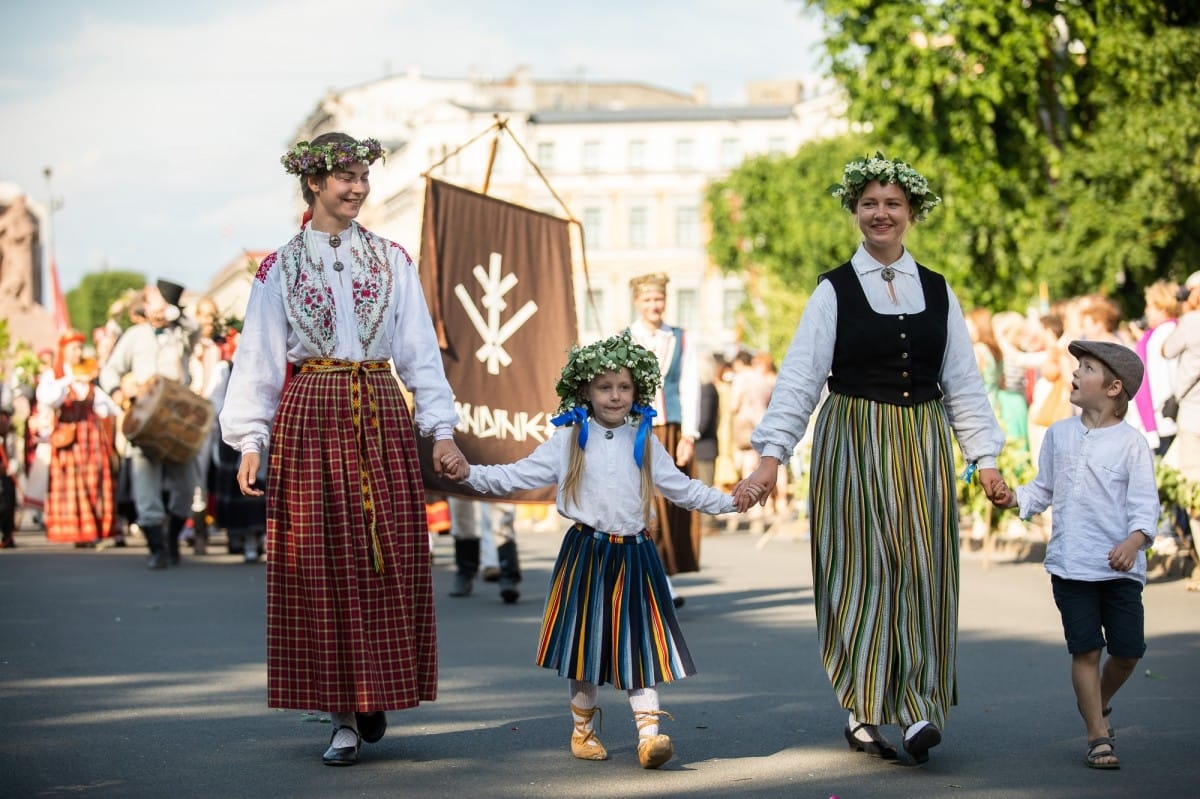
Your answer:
[796,0,1200,312]
[707,136,969,358]
[65,270,145,336]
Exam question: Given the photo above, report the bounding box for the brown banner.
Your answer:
[417,178,576,501]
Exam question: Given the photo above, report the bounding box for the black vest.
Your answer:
[821,261,948,406]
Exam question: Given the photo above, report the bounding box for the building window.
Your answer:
[537,141,555,170]
[629,206,649,249]
[675,138,695,170]
[582,207,605,249]
[722,287,745,330]
[582,288,606,335]
[675,287,699,331]
[720,138,741,169]
[628,139,646,171]
[675,206,700,248]
[583,141,601,173]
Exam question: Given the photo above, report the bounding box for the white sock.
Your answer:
[330,711,358,747]
[570,680,598,729]
[848,711,879,742]
[905,719,930,741]
[628,686,660,737]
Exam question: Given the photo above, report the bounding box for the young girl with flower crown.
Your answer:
[444,331,742,769]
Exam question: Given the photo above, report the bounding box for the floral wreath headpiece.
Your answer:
[553,331,661,416]
[551,331,663,466]
[830,151,942,222]
[281,137,386,176]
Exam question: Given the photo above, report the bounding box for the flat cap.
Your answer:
[1067,339,1144,399]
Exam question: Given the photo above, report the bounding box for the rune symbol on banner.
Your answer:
[455,252,539,375]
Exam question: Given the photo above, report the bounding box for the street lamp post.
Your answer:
[42,166,65,328]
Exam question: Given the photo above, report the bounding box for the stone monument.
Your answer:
[0,193,56,350]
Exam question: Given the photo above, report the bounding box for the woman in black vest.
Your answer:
[734,154,1006,765]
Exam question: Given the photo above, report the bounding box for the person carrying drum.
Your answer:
[100,280,202,570]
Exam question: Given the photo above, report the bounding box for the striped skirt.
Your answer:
[265,360,437,712]
[537,524,695,689]
[810,393,959,728]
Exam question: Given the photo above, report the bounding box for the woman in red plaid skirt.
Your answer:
[220,132,465,767]
[36,330,119,546]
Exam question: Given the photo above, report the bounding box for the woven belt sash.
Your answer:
[300,358,391,574]
[572,522,648,544]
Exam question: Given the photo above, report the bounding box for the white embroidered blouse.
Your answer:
[220,222,458,454]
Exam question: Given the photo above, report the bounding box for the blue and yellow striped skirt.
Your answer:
[536,524,695,689]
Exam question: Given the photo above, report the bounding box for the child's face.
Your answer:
[586,367,635,429]
[1070,355,1120,411]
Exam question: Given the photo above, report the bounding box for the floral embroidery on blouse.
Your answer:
[275,222,395,358]
[255,252,277,283]
[348,226,393,355]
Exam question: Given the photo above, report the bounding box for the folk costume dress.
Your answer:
[220,221,457,712]
[465,417,734,689]
[627,320,703,574]
[36,370,119,544]
[751,245,1004,730]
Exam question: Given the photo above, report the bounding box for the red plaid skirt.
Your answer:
[45,402,116,544]
[265,360,437,712]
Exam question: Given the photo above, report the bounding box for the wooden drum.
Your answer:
[123,376,215,464]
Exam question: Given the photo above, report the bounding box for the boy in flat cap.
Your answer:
[992,339,1158,771]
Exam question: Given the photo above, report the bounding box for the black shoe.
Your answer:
[322,725,360,766]
[147,552,168,570]
[356,711,387,743]
[499,578,520,604]
[672,595,686,609]
[449,573,473,597]
[903,723,941,765]
[844,722,898,759]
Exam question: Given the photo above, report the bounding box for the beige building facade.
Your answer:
[286,66,846,354]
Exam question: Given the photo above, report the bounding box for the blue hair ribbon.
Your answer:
[551,405,589,450]
[631,403,657,468]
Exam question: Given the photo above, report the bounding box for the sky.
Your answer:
[0,0,826,294]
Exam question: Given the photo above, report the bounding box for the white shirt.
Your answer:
[628,319,700,439]
[1015,417,1159,585]
[751,244,1004,465]
[465,418,734,535]
[220,225,457,454]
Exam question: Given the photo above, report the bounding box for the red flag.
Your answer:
[48,254,70,331]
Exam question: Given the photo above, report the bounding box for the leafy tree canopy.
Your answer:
[710,0,1200,326]
[65,270,145,338]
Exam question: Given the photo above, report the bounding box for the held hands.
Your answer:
[237,451,264,497]
[732,456,779,513]
[979,467,1016,509]
[433,439,470,481]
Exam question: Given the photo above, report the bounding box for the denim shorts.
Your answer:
[1050,575,1146,659]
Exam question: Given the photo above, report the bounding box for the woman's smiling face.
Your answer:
[856,180,912,254]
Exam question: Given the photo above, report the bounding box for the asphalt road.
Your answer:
[2,515,1198,799]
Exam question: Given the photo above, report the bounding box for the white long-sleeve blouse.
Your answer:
[220,223,458,454]
[465,418,735,535]
[750,244,1005,467]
